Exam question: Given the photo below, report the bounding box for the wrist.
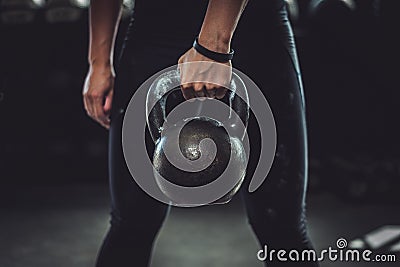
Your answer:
[198,31,232,54]
[89,58,112,66]
[89,59,115,75]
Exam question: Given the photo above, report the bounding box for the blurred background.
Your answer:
[1,0,400,266]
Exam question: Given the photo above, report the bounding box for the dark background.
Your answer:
[1,1,400,266]
[1,0,399,201]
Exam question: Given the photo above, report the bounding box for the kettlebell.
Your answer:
[146,70,249,205]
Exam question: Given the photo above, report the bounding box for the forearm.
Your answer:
[199,0,249,53]
[88,0,123,69]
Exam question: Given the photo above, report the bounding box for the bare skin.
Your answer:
[83,0,248,129]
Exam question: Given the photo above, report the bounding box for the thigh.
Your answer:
[108,110,170,224]
[236,18,308,227]
[108,37,189,222]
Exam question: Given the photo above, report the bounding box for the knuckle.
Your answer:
[181,83,192,90]
[91,93,102,99]
[86,92,95,99]
[193,83,203,92]
[206,83,216,90]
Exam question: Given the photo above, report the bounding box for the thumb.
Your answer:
[104,89,113,116]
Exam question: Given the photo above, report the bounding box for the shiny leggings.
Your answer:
[95,2,318,267]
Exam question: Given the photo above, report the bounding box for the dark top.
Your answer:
[129,0,287,39]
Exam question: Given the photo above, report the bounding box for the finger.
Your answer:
[193,83,205,98]
[104,89,113,117]
[181,83,195,100]
[215,87,228,99]
[85,93,96,118]
[83,84,95,118]
[83,93,91,117]
[102,91,113,129]
[204,83,217,98]
[92,94,110,128]
[82,78,91,116]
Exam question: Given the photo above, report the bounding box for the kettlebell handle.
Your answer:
[146,70,249,142]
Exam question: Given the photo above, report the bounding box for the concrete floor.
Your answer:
[0,184,399,267]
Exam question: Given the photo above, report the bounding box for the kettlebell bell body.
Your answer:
[146,70,249,205]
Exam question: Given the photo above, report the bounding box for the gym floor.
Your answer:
[0,184,399,267]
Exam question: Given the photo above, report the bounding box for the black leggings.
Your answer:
[95,1,318,266]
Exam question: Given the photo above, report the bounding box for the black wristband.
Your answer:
[193,37,234,63]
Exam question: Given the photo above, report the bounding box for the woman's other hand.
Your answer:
[83,63,115,129]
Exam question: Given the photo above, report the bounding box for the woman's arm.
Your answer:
[179,0,249,99]
[83,0,123,129]
[199,0,248,53]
